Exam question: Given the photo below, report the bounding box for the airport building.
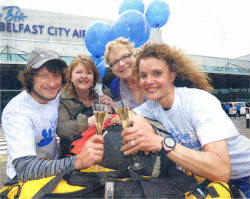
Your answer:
[193,55,250,102]
[0,6,249,116]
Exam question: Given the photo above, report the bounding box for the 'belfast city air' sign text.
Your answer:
[0,6,86,38]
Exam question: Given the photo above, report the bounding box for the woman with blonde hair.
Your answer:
[121,42,250,197]
[57,55,113,157]
[104,37,147,109]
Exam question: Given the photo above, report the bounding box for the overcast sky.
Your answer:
[1,0,250,59]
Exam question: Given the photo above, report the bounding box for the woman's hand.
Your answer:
[75,135,104,169]
[109,114,121,125]
[120,114,163,155]
[99,95,114,107]
[88,115,96,127]
[121,116,231,182]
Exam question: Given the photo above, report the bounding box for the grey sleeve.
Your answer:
[12,155,76,182]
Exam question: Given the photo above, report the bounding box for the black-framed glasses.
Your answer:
[110,54,132,68]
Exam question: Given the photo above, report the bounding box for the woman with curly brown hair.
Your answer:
[133,42,213,92]
[121,42,250,197]
[57,55,113,157]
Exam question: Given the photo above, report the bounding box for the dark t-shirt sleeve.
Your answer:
[102,67,116,88]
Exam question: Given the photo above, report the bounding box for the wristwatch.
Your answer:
[161,137,176,155]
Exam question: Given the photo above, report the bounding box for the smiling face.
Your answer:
[30,67,62,103]
[138,57,176,108]
[108,47,135,80]
[71,62,94,93]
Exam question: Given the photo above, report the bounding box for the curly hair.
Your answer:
[104,37,135,66]
[18,60,67,92]
[135,42,213,91]
[64,55,99,98]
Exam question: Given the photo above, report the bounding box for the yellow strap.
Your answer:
[18,176,85,199]
[7,182,23,199]
[15,165,154,198]
[80,165,116,172]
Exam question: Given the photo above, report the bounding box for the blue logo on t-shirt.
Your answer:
[38,128,53,147]
[169,128,201,151]
[51,118,57,129]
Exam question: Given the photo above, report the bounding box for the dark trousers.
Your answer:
[237,110,241,117]
[229,176,250,198]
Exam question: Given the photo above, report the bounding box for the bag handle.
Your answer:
[32,173,64,198]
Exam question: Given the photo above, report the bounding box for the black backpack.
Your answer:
[0,121,233,199]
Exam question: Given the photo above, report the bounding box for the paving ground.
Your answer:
[0,116,249,187]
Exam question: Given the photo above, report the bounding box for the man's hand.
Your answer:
[74,135,104,170]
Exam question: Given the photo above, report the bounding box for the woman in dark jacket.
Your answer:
[57,55,113,157]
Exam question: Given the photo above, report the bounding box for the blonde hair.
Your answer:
[135,42,213,91]
[64,55,99,98]
[104,37,135,66]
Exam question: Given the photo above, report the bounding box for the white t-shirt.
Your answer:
[1,91,60,179]
[134,87,250,179]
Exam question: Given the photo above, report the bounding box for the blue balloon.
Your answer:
[111,10,148,47]
[85,21,112,58]
[90,55,102,66]
[96,59,107,80]
[141,20,151,45]
[119,0,144,14]
[145,0,170,28]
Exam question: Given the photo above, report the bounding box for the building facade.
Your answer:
[193,55,250,102]
[0,6,112,117]
[0,6,250,117]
